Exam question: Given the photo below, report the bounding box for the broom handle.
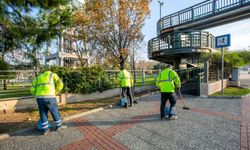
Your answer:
[178,88,186,107]
[120,87,122,98]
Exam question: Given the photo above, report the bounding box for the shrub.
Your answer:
[47,65,112,94]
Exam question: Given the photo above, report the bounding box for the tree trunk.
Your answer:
[1,52,7,90]
[119,60,125,70]
[3,80,7,90]
[34,48,39,76]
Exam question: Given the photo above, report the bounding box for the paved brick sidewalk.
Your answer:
[0,93,246,150]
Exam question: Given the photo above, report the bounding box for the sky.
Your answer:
[141,0,250,60]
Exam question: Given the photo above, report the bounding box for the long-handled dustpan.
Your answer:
[178,88,190,110]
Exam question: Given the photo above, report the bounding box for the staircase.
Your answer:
[176,66,204,95]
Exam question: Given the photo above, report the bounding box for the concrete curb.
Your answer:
[0,107,104,140]
[63,108,103,122]
[0,91,160,141]
[207,93,250,99]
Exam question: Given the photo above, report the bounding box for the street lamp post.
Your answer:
[158,1,164,20]
[158,1,164,51]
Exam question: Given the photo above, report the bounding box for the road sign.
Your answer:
[215,34,231,48]
[215,34,231,96]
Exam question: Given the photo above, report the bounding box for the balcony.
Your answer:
[148,31,215,62]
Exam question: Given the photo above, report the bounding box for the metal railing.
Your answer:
[0,68,205,99]
[0,70,35,88]
[148,31,214,58]
[0,70,35,99]
[0,70,160,99]
[157,0,250,34]
[106,70,160,88]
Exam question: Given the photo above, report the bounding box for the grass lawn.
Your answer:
[212,87,250,96]
[0,88,32,99]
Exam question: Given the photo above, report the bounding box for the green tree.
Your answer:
[0,0,75,74]
[201,51,245,79]
[238,50,250,65]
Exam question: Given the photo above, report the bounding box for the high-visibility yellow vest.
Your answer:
[30,71,64,97]
[118,69,133,87]
[156,68,181,92]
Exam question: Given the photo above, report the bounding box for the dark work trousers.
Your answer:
[37,98,62,131]
[160,92,177,118]
[122,87,133,106]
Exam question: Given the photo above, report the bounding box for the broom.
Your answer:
[178,88,190,110]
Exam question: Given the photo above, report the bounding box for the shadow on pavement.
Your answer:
[64,113,162,128]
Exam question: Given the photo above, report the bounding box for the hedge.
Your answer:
[48,65,112,94]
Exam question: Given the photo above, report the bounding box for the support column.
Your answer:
[204,61,209,83]
[59,36,64,52]
[59,57,64,66]
[174,58,181,70]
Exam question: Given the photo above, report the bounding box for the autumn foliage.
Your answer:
[72,0,151,68]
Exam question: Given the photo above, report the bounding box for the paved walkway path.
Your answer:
[1,92,248,150]
[240,71,250,89]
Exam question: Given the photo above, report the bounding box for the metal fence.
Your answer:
[106,70,160,88]
[0,70,35,99]
[0,70,35,89]
[0,70,160,99]
[0,68,204,99]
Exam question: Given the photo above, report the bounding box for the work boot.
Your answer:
[124,102,128,108]
[160,116,167,120]
[133,100,138,104]
[169,115,178,120]
[56,125,67,132]
[42,129,50,135]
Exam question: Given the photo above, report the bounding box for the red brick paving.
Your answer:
[61,104,159,150]
[240,96,250,150]
[61,118,128,150]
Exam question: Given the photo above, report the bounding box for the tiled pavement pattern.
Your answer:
[240,96,250,150]
[0,93,248,150]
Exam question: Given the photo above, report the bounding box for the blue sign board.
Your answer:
[215,34,231,48]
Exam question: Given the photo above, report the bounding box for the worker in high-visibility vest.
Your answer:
[156,64,181,120]
[30,69,64,135]
[118,66,135,107]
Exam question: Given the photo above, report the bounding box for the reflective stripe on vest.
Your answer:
[159,71,172,82]
[36,73,53,87]
[121,71,130,79]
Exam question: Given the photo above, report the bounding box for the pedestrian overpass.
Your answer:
[148,0,250,67]
[148,0,250,95]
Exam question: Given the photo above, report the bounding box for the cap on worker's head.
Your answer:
[162,63,171,69]
[39,64,48,73]
[39,66,45,73]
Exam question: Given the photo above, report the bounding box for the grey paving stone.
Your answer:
[114,131,162,150]
[84,100,158,129]
[0,126,84,150]
[184,97,242,115]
